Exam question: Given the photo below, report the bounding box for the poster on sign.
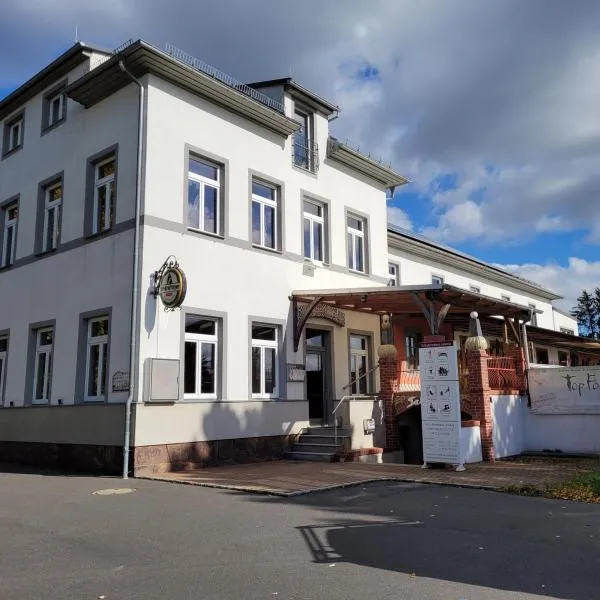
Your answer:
[528,365,600,414]
[419,341,462,466]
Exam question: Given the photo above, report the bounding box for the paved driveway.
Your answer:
[1,468,599,600]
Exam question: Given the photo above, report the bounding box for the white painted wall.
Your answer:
[491,395,527,458]
[460,425,483,464]
[552,309,578,335]
[0,65,139,413]
[133,75,389,445]
[388,245,559,331]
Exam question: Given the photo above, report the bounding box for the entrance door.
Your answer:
[305,329,331,423]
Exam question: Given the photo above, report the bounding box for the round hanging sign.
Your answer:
[158,266,187,309]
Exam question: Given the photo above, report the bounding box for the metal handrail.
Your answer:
[292,139,319,173]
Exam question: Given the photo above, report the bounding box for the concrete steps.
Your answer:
[285,426,351,462]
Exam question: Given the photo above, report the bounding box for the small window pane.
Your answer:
[100,346,107,395]
[51,96,62,123]
[304,201,321,217]
[87,345,100,396]
[252,181,275,200]
[313,221,323,261]
[252,325,276,341]
[98,160,115,179]
[35,353,47,399]
[0,338,7,352]
[40,330,53,346]
[264,205,275,248]
[264,348,276,393]
[185,316,216,335]
[201,343,215,394]
[189,158,218,181]
[251,347,261,393]
[347,233,353,270]
[347,216,362,230]
[7,205,18,220]
[252,201,261,244]
[356,236,364,271]
[350,336,367,351]
[45,207,55,250]
[91,319,109,337]
[306,332,324,347]
[303,218,311,259]
[184,341,197,394]
[187,180,200,228]
[203,185,218,233]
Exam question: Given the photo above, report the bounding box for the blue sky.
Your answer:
[1,0,599,309]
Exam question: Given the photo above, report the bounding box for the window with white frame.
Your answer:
[252,180,278,250]
[251,324,278,398]
[43,182,62,252]
[93,157,115,234]
[184,315,218,399]
[470,285,481,294]
[85,317,109,401]
[2,203,18,267]
[501,294,511,302]
[349,334,370,395]
[388,262,400,286]
[560,327,575,335]
[187,157,220,234]
[431,275,444,285]
[347,215,366,273]
[303,199,325,261]
[0,336,7,405]
[47,92,64,128]
[5,117,23,154]
[33,328,53,404]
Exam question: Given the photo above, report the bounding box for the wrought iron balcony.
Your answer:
[292,139,319,173]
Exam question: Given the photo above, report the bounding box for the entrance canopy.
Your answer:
[291,283,535,351]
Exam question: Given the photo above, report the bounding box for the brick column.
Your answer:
[379,352,399,450]
[467,349,495,462]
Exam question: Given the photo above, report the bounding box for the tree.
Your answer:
[571,289,599,339]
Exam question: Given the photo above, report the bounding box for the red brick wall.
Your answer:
[379,353,400,449]
[466,349,495,462]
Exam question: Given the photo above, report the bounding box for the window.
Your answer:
[293,107,316,172]
[349,335,370,395]
[187,157,220,235]
[93,156,115,234]
[529,304,538,327]
[405,331,422,370]
[470,285,481,294]
[184,316,218,399]
[560,327,575,335]
[0,336,7,405]
[32,328,53,404]
[43,182,62,252]
[1,203,18,267]
[85,317,109,401]
[558,351,569,366]
[501,295,511,302]
[47,92,64,129]
[431,275,444,285]
[252,180,278,250]
[347,215,366,273]
[3,113,24,156]
[535,347,549,365]
[251,324,278,398]
[388,262,400,286]
[303,199,325,262]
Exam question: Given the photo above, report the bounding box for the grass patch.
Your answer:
[503,473,600,504]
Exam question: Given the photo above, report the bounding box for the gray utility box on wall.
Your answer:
[145,358,180,403]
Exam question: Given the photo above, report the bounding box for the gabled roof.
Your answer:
[0,42,111,120]
[388,224,562,301]
[248,77,339,116]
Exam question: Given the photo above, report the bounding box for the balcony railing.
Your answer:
[293,139,319,173]
[486,356,523,390]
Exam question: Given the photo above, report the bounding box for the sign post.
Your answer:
[419,341,463,471]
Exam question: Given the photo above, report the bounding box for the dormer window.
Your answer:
[292,106,318,173]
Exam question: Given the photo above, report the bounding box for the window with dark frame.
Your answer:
[46,90,65,129]
[85,317,109,401]
[405,331,423,370]
[184,315,218,399]
[92,156,115,234]
[32,328,53,404]
[0,336,7,405]
[1,203,18,267]
[42,181,62,252]
[3,114,24,155]
[535,347,549,365]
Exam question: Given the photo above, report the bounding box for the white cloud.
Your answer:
[498,258,600,312]
[387,205,413,231]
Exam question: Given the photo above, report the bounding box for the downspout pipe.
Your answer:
[119,60,145,479]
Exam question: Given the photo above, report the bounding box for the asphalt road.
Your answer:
[1,468,599,600]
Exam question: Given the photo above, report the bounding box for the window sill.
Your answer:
[1,145,23,160]
[31,400,50,406]
[292,164,318,178]
[186,227,224,240]
[251,395,280,401]
[252,244,282,255]
[41,119,66,137]
[304,258,328,268]
[85,227,113,240]
[0,263,14,271]
[182,395,219,402]
[84,398,107,403]
[348,267,370,277]
[35,247,58,257]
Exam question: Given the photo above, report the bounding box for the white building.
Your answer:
[0,40,589,475]
[0,40,406,474]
